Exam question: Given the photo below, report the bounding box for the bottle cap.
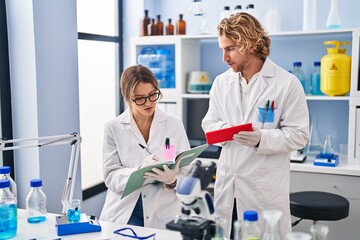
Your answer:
[224,6,230,10]
[0,179,10,188]
[0,166,11,174]
[293,61,302,67]
[314,61,321,67]
[30,179,43,187]
[247,4,255,9]
[243,210,258,221]
[235,5,242,10]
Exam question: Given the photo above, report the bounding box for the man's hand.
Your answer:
[233,127,261,147]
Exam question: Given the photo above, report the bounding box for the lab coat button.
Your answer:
[146,216,149,219]
[143,194,146,198]
[234,173,238,177]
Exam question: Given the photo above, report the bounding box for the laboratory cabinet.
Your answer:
[130,28,360,162]
[290,171,360,240]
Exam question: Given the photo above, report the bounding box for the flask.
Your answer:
[322,134,334,155]
[140,9,151,36]
[155,15,164,35]
[166,19,174,35]
[220,6,231,20]
[292,61,308,94]
[26,179,47,224]
[233,5,242,15]
[0,179,17,239]
[310,61,323,95]
[303,0,316,31]
[326,0,342,29]
[0,166,17,202]
[307,115,323,156]
[262,210,282,240]
[176,14,186,35]
[148,18,156,36]
[241,210,262,240]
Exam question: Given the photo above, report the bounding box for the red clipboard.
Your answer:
[205,123,253,144]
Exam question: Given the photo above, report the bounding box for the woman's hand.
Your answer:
[144,160,180,185]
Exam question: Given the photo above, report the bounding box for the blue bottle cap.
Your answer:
[314,61,321,67]
[0,166,11,174]
[0,179,10,188]
[293,62,302,67]
[30,179,43,187]
[243,210,258,221]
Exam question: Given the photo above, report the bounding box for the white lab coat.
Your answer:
[100,107,190,229]
[202,58,309,238]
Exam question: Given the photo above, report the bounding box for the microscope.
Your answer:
[166,160,217,240]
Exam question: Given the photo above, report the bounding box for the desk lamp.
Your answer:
[0,133,101,236]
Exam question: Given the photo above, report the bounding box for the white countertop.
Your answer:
[198,157,360,177]
[15,209,182,240]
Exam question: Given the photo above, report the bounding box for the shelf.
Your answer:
[181,93,210,99]
[306,96,350,100]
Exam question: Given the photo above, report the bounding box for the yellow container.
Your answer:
[320,40,351,96]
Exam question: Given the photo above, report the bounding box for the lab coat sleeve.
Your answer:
[102,124,137,193]
[256,76,309,154]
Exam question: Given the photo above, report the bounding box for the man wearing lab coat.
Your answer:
[202,13,309,238]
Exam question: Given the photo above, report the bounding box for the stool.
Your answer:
[290,191,349,226]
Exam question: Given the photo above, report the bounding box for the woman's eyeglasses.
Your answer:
[132,92,160,106]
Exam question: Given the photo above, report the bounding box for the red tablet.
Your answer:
[205,123,253,144]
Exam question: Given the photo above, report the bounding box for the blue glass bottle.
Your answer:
[310,61,323,95]
[0,179,17,239]
[292,61,308,94]
[26,179,47,224]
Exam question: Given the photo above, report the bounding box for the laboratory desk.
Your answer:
[15,209,182,240]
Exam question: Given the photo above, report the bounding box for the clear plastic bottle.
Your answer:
[0,166,17,203]
[292,61,308,94]
[0,179,17,239]
[241,210,262,240]
[233,5,242,15]
[26,179,47,224]
[220,6,231,20]
[310,61,323,95]
[176,14,186,35]
[140,9,151,36]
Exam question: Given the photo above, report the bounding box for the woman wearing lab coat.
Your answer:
[202,13,309,238]
[100,65,190,229]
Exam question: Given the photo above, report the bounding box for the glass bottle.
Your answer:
[326,0,342,29]
[176,14,186,35]
[322,134,334,155]
[26,179,47,224]
[307,115,323,155]
[155,15,164,35]
[310,61,323,95]
[241,210,262,240]
[140,9,151,36]
[292,61,308,94]
[147,18,156,36]
[166,19,174,35]
[0,179,17,239]
[0,166,17,202]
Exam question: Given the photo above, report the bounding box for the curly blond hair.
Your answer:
[217,12,270,60]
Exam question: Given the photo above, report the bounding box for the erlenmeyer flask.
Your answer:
[322,134,334,155]
[307,115,322,155]
[310,224,329,240]
[263,210,282,240]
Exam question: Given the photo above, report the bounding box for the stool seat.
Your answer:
[290,191,349,221]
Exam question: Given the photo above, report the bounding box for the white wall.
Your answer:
[6,0,81,213]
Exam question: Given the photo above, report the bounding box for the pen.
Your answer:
[165,137,170,149]
[262,100,270,129]
[138,143,152,155]
[271,100,275,112]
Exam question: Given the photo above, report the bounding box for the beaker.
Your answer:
[322,134,334,155]
[310,224,329,240]
[262,210,282,240]
[307,115,322,156]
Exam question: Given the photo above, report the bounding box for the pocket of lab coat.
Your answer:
[258,107,275,123]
